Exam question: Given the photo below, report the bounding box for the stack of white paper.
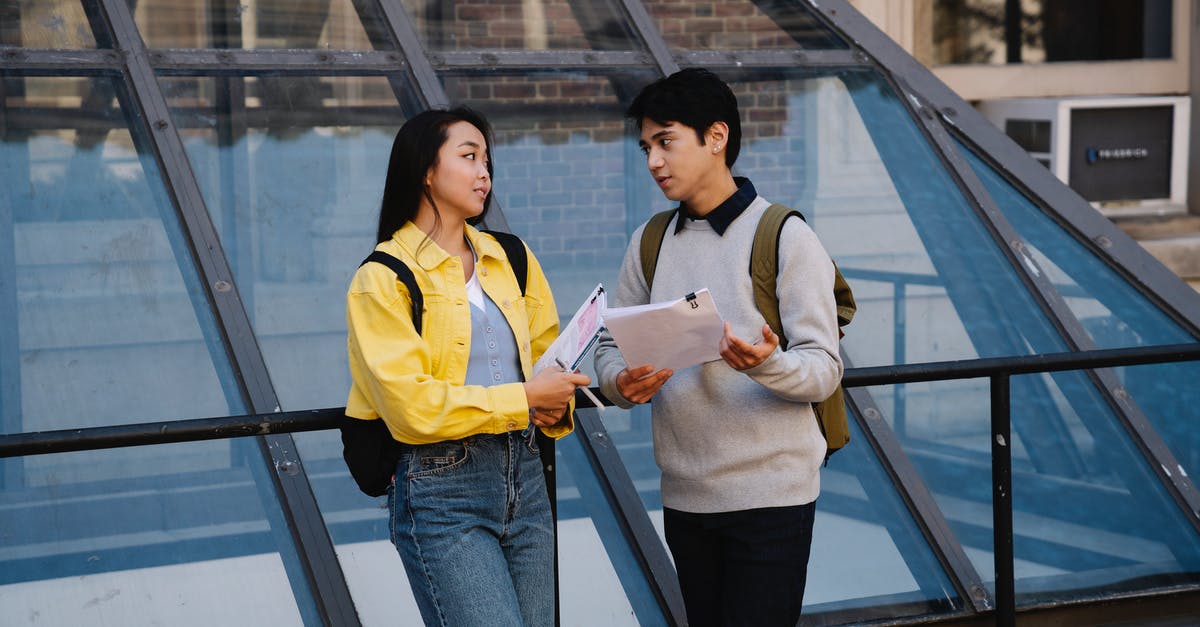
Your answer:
[603,288,725,372]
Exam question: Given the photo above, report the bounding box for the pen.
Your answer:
[555,357,606,412]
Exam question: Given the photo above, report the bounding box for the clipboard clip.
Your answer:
[685,292,698,309]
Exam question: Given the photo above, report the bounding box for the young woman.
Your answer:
[345,107,588,626]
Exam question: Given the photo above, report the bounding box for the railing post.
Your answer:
[894,280,907,436]
[991,374,1015,626]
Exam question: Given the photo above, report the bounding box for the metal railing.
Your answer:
[3,342,1200,626]
[843,341,1200,626]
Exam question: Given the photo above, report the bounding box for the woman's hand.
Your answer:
[524,367,591,417]
[529,408,566,428]
[615,364,673,404]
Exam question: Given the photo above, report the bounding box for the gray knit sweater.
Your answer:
[594,195,843,513]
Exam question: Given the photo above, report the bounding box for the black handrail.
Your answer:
[5,342,1197,459]
[3,341,1200,627]
[842,341,1200,386]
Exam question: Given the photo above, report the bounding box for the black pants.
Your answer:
[664,501,817,627]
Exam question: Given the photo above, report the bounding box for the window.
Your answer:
[933,0,1173,65]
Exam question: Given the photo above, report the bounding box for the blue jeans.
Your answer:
[389,430,555,627]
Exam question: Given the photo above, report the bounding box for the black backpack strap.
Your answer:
[482,229,529,296]
[361,251,423,336]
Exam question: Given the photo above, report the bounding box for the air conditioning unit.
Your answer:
[976,96,1190,216]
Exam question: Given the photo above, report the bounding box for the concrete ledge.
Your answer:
[1137,237,1200,279]
[1114,215,1200,241]
[1112,214,1200,291]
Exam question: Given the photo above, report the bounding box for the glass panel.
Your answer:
[727,69,1055,367]
[956,136,1200,504]
[131,0,387,50]
[0,443,321,625]
[400,0,642,51]
[642,0,847,50]
[0,73,322,621]
[809,409,960,617]
[0,0,97,48]
[159,73,406,614]
[158,74,406,412]
[933,0,1173,65]
[687,67,1200,605]
[0,75,243,432]
[556,419,666,625]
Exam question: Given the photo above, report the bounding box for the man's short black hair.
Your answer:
[626,68,741,168]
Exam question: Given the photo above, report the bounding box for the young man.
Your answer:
[593,68,843,626]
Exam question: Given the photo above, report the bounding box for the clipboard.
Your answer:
[533,283,607,376]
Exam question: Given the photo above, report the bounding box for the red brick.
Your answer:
[754,32,793,47]
[544,5,572,20]
[648,4,694,19]
[457,5,503,21]
[560,82,603,98]
[714,3,755,17]
[493,83,536,99]
[685,18,727,34]
[490,20,526,37]
[659,19,683,35]
[748,107,787,122]
[715,32,754,48]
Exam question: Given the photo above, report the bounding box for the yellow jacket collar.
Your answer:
[391,221,507,271]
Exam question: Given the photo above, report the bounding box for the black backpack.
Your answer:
[341,230,529,497]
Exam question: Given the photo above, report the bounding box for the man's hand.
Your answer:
[616,364,673,404]
[719,322,778,371]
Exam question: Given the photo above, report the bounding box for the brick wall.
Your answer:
[403,0,629,50]
[440,73,812,271]
[444,74,630,269]
[643,0,797,49]
[730,79,810,203]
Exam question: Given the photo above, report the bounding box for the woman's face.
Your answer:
[424,121,491,222]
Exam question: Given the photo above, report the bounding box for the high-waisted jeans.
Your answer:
[388,429,554,627]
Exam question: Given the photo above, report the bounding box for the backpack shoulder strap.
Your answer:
[638,210,676,290]
[751,203,803,350]
[482,229,529,296]
[833,261,857,330]
[752,204,858,343]
[362,251,424,336]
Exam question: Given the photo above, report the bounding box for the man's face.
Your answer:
[638,119,720,205]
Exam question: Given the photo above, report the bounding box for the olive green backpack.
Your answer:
[639,203,856,460]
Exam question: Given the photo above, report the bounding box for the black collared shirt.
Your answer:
[675,177,757,236]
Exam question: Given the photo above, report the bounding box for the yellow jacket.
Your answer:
[345,222,573,444]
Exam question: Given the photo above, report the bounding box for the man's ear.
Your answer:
[706,121,729,154]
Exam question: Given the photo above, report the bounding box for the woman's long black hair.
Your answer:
[375,107,495,244]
